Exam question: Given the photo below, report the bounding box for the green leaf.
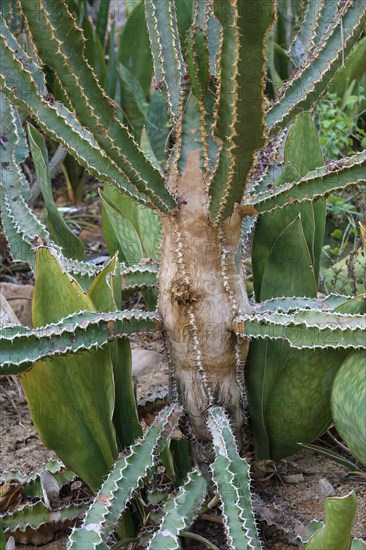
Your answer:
[305,492,357,550]
[136,205,162,260]
[27,123,84,260]
[19,248,118,491]
[40,254,158,293]
[107,20,117,97]
[101,173,162,263]
[0,13,46,95]
[0,307,160,374]
[118,0,153,99]
[122,261,158,289]
[96,0,110,48]
[252,150,366,213]
[117,62,148,140]
[329,36,366,98]
[102,183,135,262]
[100,189,144,264]
[0,93,49,270]
[146,89,170,163]
[0,526,6,550]
[110,338,140,448]
[209,0,273,221]
[246,338,290,458]
[87,256,142,450]
[144,0,185,122]
[80,7,107,89]
[266,30,283,97]
[186,26,209,102]
[262,347,350,459]
[140,126,162,173]
[235,309,366,349]
[207,407,261,549]
[331,350,366,466]
[312,1,339,48]
[169,438,193,488]
[266,2,366,135]
[257,216,317,300]
[149,469,207,549]
[177,93,203,173]
[68,405,182,549]
[0,97,161,289]
[297,443,361,472]
[253,113,325,300]
[0,0,20,31]
[290,0,323,67]
[17,0,175,213]
[245,297,365,460]
[0,502,87,535]
[0,26,153,207]
[12,106,29,168]
[255,296,326,314]
[175,0,194,46]
[0,189,37,269]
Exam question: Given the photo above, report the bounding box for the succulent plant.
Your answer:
[0,0,365,547]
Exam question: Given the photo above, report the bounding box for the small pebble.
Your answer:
[284,473,304,484]
[318,478,335,496]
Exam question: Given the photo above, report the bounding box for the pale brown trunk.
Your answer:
[158,150,252,448]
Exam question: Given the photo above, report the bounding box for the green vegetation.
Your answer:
[0,0,365,547]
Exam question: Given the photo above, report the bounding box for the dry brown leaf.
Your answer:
[0,480,22,512]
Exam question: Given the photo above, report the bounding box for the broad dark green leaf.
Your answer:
[252,112,325,301]
[331,350,366,466]
[118,0,153,99]
[246,296,365,460]
[145,90,170,163]
[96,0,110,48]
[117,62,148,140]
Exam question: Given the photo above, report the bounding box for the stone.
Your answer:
[0,283,34,327]
[132,348,162,377]
[318,478,335,496]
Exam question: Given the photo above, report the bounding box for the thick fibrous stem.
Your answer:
[158,149,251,446]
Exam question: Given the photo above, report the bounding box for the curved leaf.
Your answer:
[209,0,273,221]
[246,297,365,460]
[68,405,182,549]
[290,0,324,67]
[305,492,357,550]
[266,2,366,135]
[149,469,207,549]
[18,0,175,213]
[236,309,366,349]
[27,123,84,260]
[331,350,366,466]
[252,112,325,300]
[207,407,261,549]
[252,151,366,214]
[144,0,185,123]
[88,257,142,449]
[1,307,160,375]
[19,248,118,492]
